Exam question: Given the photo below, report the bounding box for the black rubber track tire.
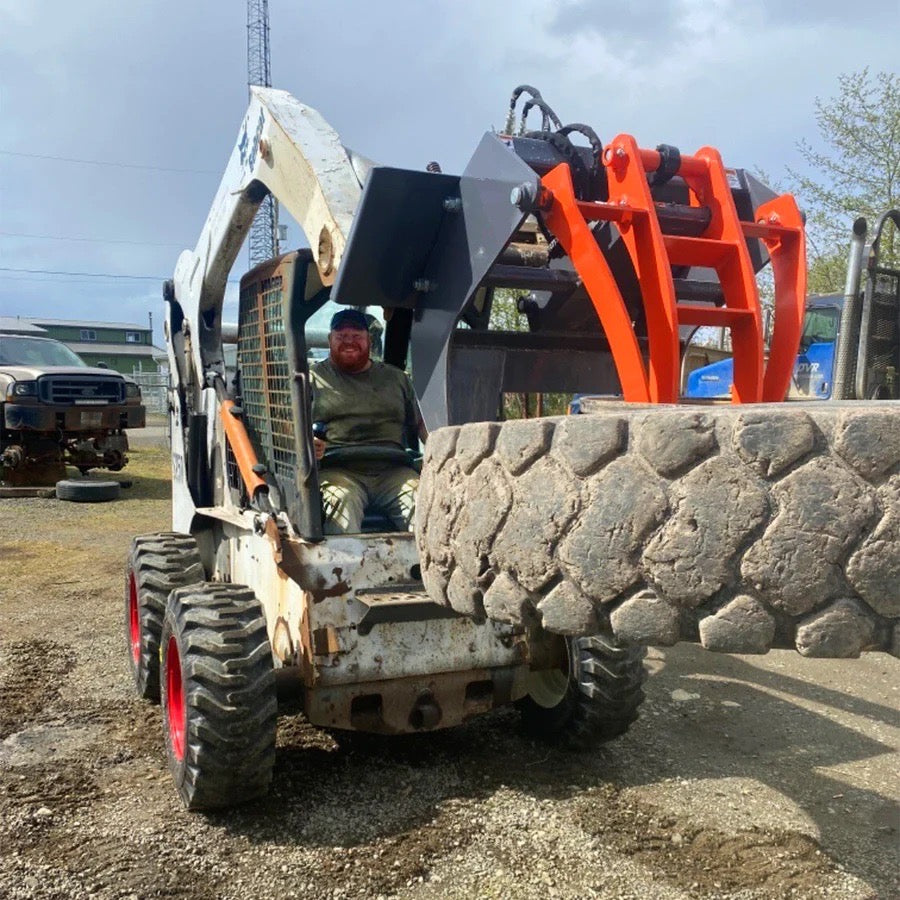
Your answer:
[160,583,277,811]
[519,633,647,748]
[417,402,900,657]
[125,533,205,702]
[56,479,120,502]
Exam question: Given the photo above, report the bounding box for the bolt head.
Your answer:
[510,182,537,211]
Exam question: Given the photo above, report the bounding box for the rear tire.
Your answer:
[160,583,277,810]
[125,534,204,702]
[518,632,646,748]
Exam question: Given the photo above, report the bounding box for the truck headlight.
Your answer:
[125,383,142,399]
[9,381,37,397]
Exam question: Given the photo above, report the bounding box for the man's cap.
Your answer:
[330,309,369,332]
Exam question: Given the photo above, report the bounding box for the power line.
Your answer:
[0,148,218,175]
[0,265,239,283]
[0,230,184,248]
[0,266,162,281]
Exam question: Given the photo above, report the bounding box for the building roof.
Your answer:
[0,317,49,334]
[24,316,150,331]
[68,342,166,358]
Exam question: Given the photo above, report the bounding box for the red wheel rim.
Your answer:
[165,636,186,761]
[128,571,141,665]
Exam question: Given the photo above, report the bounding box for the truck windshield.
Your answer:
[798,306,840,353]
[0,335,88,367]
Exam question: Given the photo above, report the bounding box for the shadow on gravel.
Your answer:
[610,644,899,895]
[213,706,604,834]
[205,647,898,898]
[91,472,171,501]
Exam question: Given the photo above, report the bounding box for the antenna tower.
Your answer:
[247,0,278,266]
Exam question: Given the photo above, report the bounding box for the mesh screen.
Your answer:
[870,270,899,371]
[237,274,297,481]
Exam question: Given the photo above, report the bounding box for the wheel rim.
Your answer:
[165,636,186,761]
[527,638,572,709]
[127,571,141,665]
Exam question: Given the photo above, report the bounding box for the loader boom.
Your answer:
[170,87,368,385]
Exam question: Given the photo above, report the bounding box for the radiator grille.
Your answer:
[37,375,125,404]
[237,274,297,480]
[869,269,899,372]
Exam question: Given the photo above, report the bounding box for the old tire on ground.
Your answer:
[55,478,120,502]
[416,402,900,657]
[161,582,277,810]
[125,533,204,702]
[519,632,646,747]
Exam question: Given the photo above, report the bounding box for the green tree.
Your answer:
[488,289,569,417]
[789,69,899,293]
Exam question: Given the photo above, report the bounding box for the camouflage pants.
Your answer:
[319,466,419,535]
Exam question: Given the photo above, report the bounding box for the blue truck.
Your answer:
[684,294,843,400]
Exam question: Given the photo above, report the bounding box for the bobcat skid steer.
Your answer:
[125,87,899,809]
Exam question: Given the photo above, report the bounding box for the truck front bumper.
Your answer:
[4,402,145,432]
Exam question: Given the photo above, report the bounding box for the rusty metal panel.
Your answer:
[306,666,531,734]
[224,526,530,719]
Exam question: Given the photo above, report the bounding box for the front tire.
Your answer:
[125,533,204,702]
[161,583,277,810]
[519,632,646,748]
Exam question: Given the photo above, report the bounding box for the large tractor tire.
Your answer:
[417,402,900,658]
[160,582,277,810]
[125,533,205,701]
[519,632,646,748]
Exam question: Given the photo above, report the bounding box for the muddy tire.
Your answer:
[56,478,120,502]
[125,533,204,702]
[161,583,277,810]
[417,402,900,657]
[519,632,646,747]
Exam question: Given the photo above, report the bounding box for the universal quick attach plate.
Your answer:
[330,133,540,430]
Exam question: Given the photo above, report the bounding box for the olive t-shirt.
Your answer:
[310,358,416,450]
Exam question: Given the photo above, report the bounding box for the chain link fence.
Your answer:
[130,372,168,415]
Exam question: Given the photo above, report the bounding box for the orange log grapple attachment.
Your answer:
[329,85,809,429]
[538,136,806,404]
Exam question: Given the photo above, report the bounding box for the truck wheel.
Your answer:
[160,583,277,810]
[125,534,204,702]
[56,478,120,502]
[417,403,900,657]
[519,632,646,748]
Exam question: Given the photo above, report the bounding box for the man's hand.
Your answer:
[313,437,326,460]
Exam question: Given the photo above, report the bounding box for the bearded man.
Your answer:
[310,308,424,534]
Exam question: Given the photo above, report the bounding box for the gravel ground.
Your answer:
[0,446,898,899]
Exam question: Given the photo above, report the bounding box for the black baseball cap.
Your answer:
[330,309,369,331]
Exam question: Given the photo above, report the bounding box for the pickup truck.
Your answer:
[0,333,146,484]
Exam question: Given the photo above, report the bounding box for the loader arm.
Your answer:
[165,88,372,531]
[170,87,369,381]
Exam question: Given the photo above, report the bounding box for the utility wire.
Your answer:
[0,230,184,248]
[0,266,163,281]
[0,148,218,175]
[0,265,239,283]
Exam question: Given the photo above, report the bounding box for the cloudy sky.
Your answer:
[1,0,896,349]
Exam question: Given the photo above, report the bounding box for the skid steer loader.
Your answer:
[126,86,899,809]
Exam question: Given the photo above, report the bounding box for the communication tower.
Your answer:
[247,0,279,265]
